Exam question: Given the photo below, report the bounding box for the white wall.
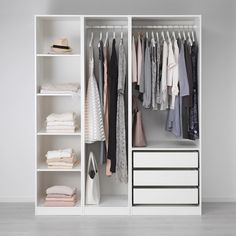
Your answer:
[0,0,235,202]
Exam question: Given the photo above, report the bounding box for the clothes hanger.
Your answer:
[100,32,102,41]
[151,31,155,46]
[188,31,192,46]
[113,31,116,39]
[89,32,93,47]
[166,31,171,42]
[156,32,159,43]
[183,31,186,41]
[172,31,176,41]
[146,31,148,39]
[104,32,108,47]
[192,30,195,42]
[120,31,123,45]
[161,31,165,41]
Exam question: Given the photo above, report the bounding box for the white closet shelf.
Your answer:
[37,129,81,136]
[132,140,199,151]
[36,200,81,215]
[37,162,81,172]
[37,53,81,57]
[85,194,128,207]
[37,93,79,97]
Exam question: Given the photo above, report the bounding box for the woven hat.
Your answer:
[51,38,72,53]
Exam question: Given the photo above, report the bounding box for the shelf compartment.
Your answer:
[37,172,81,211]
[36,16,81,54]
[84,195,129,215]
[37,129,81,136]
[36,56,81,91]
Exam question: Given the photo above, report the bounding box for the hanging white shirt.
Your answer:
[160,40,169,110]
[169,39,179,109]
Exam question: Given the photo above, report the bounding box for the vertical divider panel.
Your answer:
[128,15,132,215]
[80,15,85,214]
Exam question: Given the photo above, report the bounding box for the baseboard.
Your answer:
[0,197,34,202]
[203,197,236,202]
[1,197,236,203]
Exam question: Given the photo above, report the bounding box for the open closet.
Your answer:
[35,15,201,215]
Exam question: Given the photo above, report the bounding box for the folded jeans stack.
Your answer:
[46,112,77,133]
[40,83,80,95]
[46,148,78,169]
[44,185,77,207]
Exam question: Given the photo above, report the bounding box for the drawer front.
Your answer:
[133,188,198,205]
[133,170,198,186]
[133,152,198,168]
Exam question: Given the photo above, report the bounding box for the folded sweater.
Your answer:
[46,149,73,159]
[41,83,79,93]
[46,112,75,122]
[46,185,76,196]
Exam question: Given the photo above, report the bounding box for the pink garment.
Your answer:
[44,201,76,207]
[46,195,76,202]
[46,194,75,198]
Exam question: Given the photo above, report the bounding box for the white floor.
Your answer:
[0,203,235,235]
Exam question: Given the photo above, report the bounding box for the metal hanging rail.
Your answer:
[85,25,128,29]
[132,25,197,29]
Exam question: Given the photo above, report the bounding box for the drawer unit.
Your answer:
[133,170,198,186]
[133,151,198,168]
[133,188,199,205]
[132,151,199,206]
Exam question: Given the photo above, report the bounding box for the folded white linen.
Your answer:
[46,185,76,196]
[46,112,75,122]
[46,125,76,130]
[46,129,76,133]
[40,90,79,94]
[46,121,76,126]
[40,83,79,93]
[46,148,73,159]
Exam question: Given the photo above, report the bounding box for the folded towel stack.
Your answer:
[46,148,78,169]
[40,83,80,94]
[44,185,77,207]
[46,112,77,133]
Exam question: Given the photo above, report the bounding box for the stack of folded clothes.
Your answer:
[46,112,77,133]
[46,148,78,169]
[40,83,80,95]
[44,185,77,207]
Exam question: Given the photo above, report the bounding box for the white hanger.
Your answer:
[172,31,176,41]
[191,31,195,42]
[104,32,108,47]
[183,31,186,40]
[151,31,154,39]
[166,31,171,42]
[156,32,159,43]
[113,31,116,39]
[121,31,123,39]
[161,31,165,41]
[188,31,192,46]
[178,31,182,39]
[89,32,93,47]
[146,31,148,39]
[100,32,102,41]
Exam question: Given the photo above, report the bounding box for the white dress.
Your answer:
[85,46,105,143]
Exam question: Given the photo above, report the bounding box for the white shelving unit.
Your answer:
[35,15,84,215]
[35,15,201,216]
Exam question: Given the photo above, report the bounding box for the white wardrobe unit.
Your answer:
[35,15,201,215]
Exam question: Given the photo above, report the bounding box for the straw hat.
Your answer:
[51,38,72,53]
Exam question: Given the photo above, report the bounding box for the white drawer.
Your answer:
[133,188,198,205]
[133,152,198,168]
[133,170,198,186]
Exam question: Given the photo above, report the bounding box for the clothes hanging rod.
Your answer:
[86,25,128,29]
[132,25,197,29]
